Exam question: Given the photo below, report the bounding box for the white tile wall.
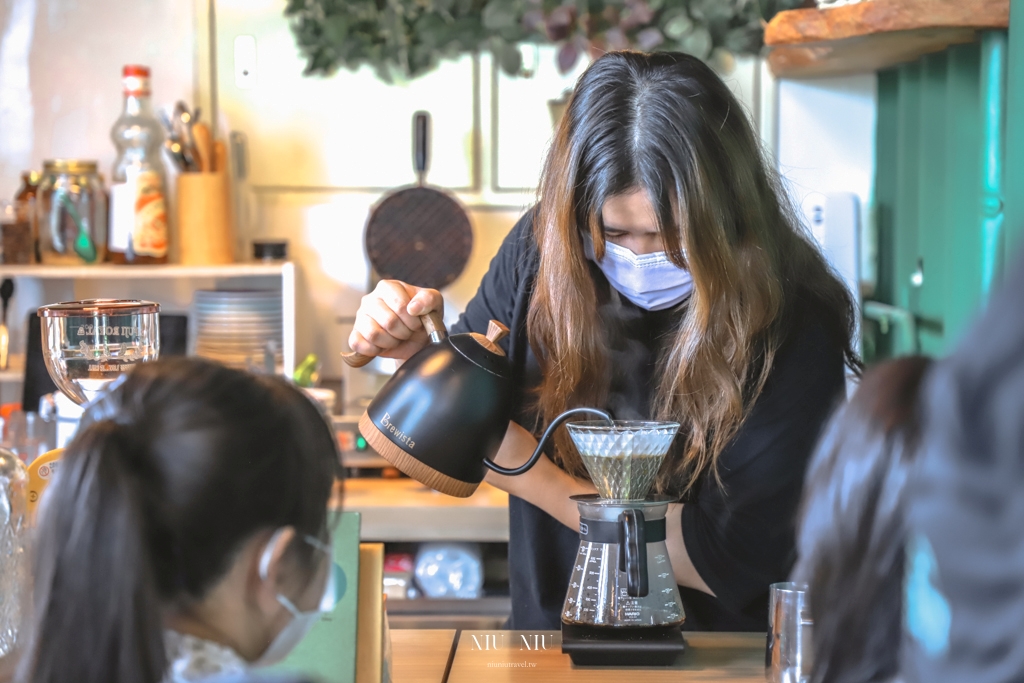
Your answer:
[0,0,195,197]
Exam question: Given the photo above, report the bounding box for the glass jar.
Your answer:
[37,160,107,265]
[14,171,40,263]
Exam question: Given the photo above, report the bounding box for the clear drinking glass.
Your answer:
[566,420,680,500]
[37,299,160,405]
[0,447,28,657]
[766,582,814,683]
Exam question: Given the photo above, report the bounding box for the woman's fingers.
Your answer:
[347,280,444,361]
[406,286,443,317]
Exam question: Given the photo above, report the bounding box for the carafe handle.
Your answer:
[482,407,612,477]
[618,509,649,598]
[341,310,446,368]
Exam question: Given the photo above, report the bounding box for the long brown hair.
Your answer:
[527,51,860,493]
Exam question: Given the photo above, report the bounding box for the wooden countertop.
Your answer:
[340,478,509,542]
[764,0,1008,78]
[391,630,766,683]
[391,629,458,683]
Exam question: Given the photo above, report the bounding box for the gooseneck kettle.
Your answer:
[342,313,608,497]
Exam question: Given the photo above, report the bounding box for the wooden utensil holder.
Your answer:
[177,172,234,265]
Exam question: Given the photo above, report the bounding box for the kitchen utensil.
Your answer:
[37,299,160,405]
[363,111,473,290]
[173,101,200,170]
[0,446,28,658]
[0,279,14,371]
[163,140,188,172]
[566,420,678,500]
[213,139,227,174]
[558,420,686,667]
[766,582,814,683]
[343,313,609,497]
[192,122,213,172]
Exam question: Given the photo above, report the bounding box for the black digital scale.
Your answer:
[561,622,687,667]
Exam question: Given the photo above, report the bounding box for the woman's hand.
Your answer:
[666,503,715,595]
[348,280,443,360]
[484,422,597,530]
[488,423,715,596]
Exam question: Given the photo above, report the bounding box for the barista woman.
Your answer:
[349,51,860,631]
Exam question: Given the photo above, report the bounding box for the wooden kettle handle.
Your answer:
[341,310,446,368]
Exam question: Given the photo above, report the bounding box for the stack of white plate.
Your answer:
[193,290,282,371]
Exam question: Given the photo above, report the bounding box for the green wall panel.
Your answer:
[872,35,1007,357]
[1006,0,1024,261]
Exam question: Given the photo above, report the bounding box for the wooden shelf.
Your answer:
[342,478,509,543]
[765,0,1009,79]
[0,262,289,280]
[0,261,298,378]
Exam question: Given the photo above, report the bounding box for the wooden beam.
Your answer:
[765,0,1009,78]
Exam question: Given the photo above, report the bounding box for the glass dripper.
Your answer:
[566,421,680,500]
[38,299,160,405]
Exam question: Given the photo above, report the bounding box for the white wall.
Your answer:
[0,0,195,403]
[776,75,879,294]
[0,0,782,409]
[0,0,195,196]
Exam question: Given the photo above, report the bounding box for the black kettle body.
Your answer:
[343,313,609,497]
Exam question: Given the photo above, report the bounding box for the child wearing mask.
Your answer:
[16,357,342,683]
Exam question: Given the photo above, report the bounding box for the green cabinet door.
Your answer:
[873,33,1007,357]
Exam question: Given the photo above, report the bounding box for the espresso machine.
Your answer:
[559,420,686,666]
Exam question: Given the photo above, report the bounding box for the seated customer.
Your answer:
[901,248,1024,683]
[17,358,342,683]
[792,356,932,683]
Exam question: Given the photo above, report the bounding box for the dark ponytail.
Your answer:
[25,420,167,683]
[18,358,340,683]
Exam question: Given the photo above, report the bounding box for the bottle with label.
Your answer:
[108,65,168,264]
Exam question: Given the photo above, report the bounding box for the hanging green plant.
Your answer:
[284,0,809,83]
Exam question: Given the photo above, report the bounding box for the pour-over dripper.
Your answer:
[38,300,160,405]
[566,421,680,500]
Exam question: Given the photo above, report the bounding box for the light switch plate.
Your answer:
[234,35,257,89]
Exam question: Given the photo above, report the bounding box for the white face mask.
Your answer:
[254,531,343,667]
[584,235,694,311]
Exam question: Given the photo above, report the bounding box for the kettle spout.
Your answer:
[483,407,612,477]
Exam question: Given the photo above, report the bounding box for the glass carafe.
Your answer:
[563,495,684,628]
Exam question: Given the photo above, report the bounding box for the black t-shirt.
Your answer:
[450,212,847,631]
